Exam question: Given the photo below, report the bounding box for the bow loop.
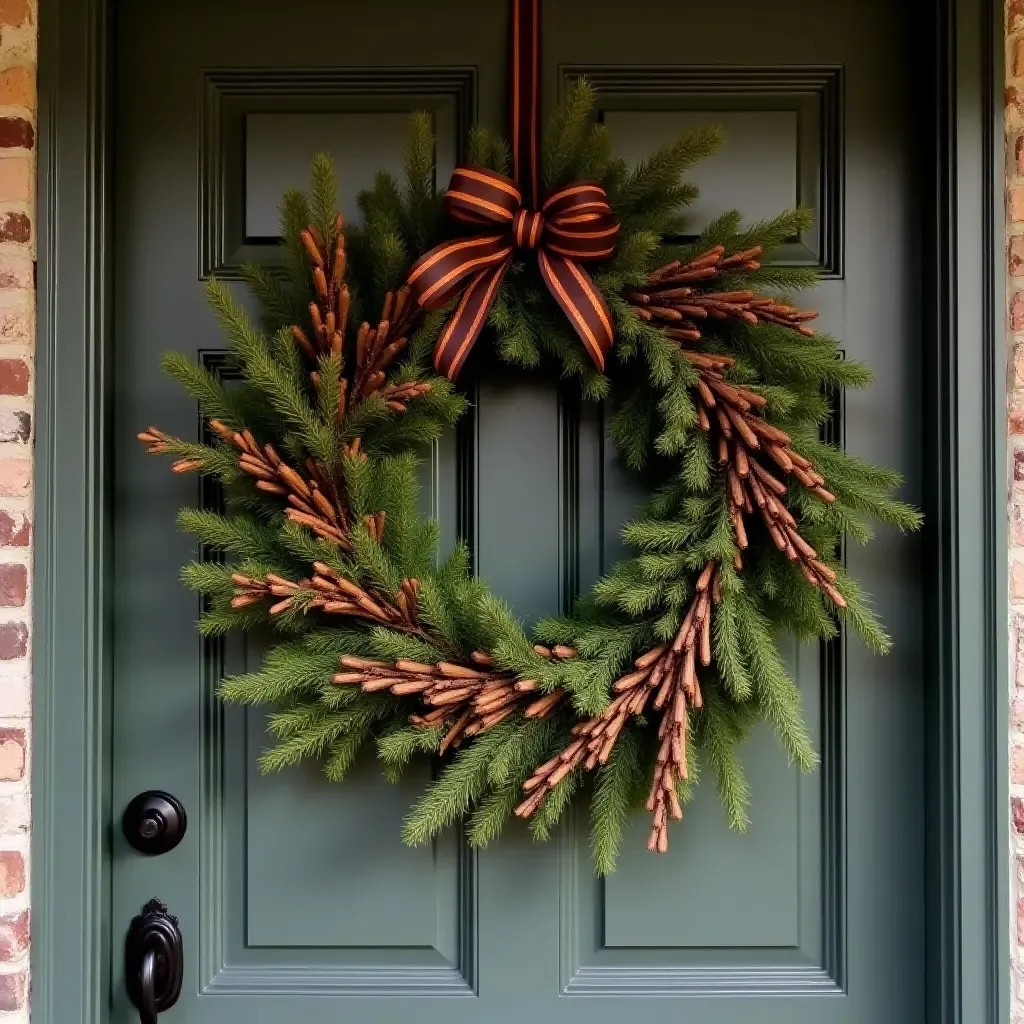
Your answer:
[442,167,522,227]
[542,182,613,221]
[542,182,619,262]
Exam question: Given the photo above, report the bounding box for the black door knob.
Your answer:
[122,791,187,855]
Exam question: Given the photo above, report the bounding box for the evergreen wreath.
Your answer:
[139,82,921,872]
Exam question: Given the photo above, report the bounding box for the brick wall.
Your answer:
[0,0,33,1018]
[1011,4,1024,1022]
[1015,7,1024,1022]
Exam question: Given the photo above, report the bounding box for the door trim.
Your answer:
[31,1,1008,1021]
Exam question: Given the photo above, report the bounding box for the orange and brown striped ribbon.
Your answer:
[404,0,618,381]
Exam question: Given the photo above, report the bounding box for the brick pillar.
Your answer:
[1010,5,1024,1022]
[0,0,33,1017]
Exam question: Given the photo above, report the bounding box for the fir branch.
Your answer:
[467,126,511,175]
[590,727,644,874]
[160,351,251,427]
[402,111,439,255]
[402,720,518,846]
[542,77,598,191]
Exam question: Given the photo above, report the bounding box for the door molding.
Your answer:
[31,1,1008,1021]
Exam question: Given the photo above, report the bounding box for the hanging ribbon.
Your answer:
[405,0,618,381]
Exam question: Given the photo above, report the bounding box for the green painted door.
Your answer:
[110,1,924,1021]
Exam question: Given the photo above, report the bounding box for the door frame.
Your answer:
[30,1,1008,1021]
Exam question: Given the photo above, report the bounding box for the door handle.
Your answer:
[122,791,187,856]
[125,900,183,1023]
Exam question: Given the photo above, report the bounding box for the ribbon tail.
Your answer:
[537,251,615,372]
[433,262,510,381]
[407,234,511,312]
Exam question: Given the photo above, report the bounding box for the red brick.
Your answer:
[1012,563,1024,602]
[1012,290,1024,330]
[0,852,24,900]
[0,564,26,607]
[0,412,29,445]
[1015,616,1024,691]
[1012,236,1024,276]
[0,970,25,1011]
[0,796,28,835]
[1015,343,1024,388]
[0,212,29,245]
[1012,188,1024,224]
[0,514,29,549]
[0,253,30,290]
[0,910,28,960]
[0,360,27,398]
[0,730,26,783]
[0,68,33,111]
[0,119,31,151]
[0,163,29,207]
[0,0,30,24]
[0,624,26,661]
[1011,496,1024,545]
[0,565,26,609]
[1013,697,1024,731]
[0,852,24,899]
[0,461,29,497]
[0,307,31,347]
[1012,744,1024,784]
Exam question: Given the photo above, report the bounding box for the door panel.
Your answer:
[243,109,459,240]
[111,1,923,1021]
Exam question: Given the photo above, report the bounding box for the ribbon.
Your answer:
[405,0,618,381]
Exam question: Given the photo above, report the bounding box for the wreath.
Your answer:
[139,4,920,872]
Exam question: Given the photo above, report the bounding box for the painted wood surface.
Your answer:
[34,1,1008,1022]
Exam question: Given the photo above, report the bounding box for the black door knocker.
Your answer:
[125,899,183,1024]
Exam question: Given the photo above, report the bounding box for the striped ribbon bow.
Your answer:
[404,0,619,381]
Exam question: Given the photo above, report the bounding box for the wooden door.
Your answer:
[110,1,924,1021]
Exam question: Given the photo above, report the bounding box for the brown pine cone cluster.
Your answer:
[292,220,429,418]
[626,245,819,341]
[230,560,420,631]
[332,645,572,754]
[517,562,720,852]
[681,350,844,605]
